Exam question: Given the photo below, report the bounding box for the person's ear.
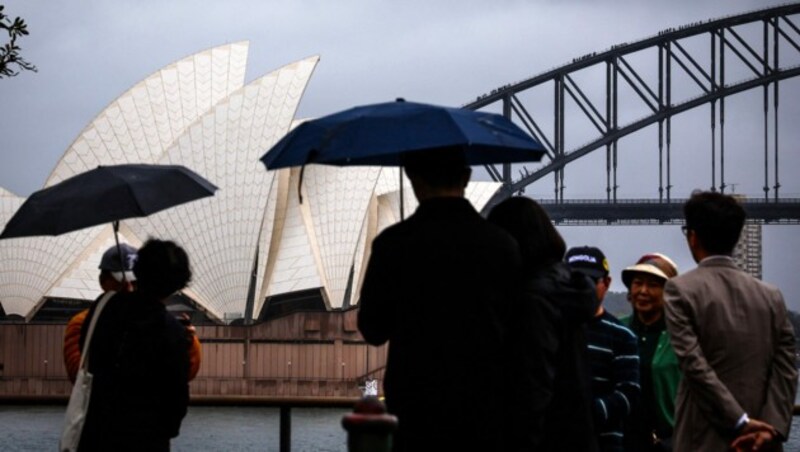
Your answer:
[688,230,698,248]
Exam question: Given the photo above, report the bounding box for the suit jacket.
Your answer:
[357,196,524,451]
[664,255,797,451]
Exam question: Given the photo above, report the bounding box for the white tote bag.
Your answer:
[59,291,115,452]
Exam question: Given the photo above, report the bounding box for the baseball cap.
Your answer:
[621,252,679,288]
[565,246,609,279]
[99,243,138,282]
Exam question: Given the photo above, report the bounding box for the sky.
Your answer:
[1,0,799,309]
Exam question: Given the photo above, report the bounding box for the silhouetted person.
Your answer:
[490,198,599,452]
[78,239,193,452]
[358,149,523,451]
[665,191,797,451]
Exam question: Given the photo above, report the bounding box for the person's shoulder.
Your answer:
[601,312,636,338]
[105,291,138,312]
[602,310,624,324]
[162,311,185,331]
[743,273,784,300]
[666,265,705,288]
[372,216,413,245]
[530,263,597,318]
[68,308,89,326]
[480,220,519,250]
[93,291,130,319]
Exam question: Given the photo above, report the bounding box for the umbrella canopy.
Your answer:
[1,164,218,239]
[260,99,545,169]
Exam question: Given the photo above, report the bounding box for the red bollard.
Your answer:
[342,396,398,452]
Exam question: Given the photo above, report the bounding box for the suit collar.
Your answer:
[698,255,738,269]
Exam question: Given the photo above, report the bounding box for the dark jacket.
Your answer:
[358,197,523,451]
[521,262,600,452]
[78,291,190,451]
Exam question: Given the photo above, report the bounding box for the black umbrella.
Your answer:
[1,163,217,240]
[1,164,217,280]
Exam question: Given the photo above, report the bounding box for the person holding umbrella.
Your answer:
[77,238,194,451]
[260,99,547,451]
[0,163,216,451]
[62,243,203,384]
[357,148,525,451]
[62,243,138,383]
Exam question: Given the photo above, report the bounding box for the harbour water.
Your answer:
[1,402,799,451]
[0,405,350,451]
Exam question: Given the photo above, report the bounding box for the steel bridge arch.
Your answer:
[465,3,800,212]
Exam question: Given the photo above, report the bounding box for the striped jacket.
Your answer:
[586,310,640,452]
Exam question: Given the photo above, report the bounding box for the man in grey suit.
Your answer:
[665,191,797,451]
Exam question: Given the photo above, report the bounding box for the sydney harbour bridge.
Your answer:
[467,3,800,225]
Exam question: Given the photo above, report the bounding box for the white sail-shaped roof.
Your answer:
[301,166,381,308]
[124,56,319,319]
[0,43,249,318]
[45,42,249,186]
[0,189,77,317]
[262,169,324,301]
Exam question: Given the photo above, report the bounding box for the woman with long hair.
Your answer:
[488,196,599,452]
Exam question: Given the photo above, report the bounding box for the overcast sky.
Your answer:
[1,0,798,308]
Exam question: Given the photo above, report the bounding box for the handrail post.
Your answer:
[280,405,291,452]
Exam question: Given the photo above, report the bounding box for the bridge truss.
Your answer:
[465,4,800,222]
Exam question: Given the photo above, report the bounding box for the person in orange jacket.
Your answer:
[63,243,202,383]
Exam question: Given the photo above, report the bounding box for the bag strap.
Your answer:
[78,290,116,371]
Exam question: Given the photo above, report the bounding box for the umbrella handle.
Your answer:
[297,165,305,204]
[112,220,128,284]
[399,167,404,221]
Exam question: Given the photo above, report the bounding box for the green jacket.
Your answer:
[621,315,681,427]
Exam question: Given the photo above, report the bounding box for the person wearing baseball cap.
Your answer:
[63,243,139,383]
[566,246,639,452]
[64,242,203,385]
[98,242,139,285]
[619,252,680,452]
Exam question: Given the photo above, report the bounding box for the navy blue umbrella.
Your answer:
[260,99,545,169]
[1,164,218,239]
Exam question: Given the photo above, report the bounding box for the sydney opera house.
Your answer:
[0,42,500,399]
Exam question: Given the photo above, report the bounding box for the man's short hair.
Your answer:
[684,191,746,255]
[401,147,469,189]
[133,239,192,298]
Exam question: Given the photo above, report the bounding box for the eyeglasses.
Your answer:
[681,225,689,236]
